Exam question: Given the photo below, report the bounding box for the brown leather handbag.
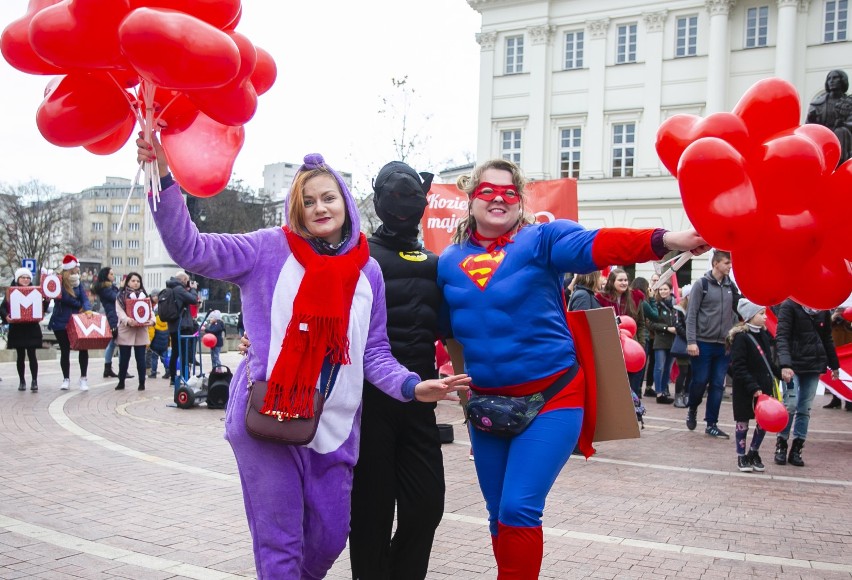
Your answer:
[243,351,335,445]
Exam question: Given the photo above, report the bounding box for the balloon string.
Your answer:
[650,251,693,293]
[117,163,146,233]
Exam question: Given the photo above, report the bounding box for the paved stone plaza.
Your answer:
[1,351,851,579]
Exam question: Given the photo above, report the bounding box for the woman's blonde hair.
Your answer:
[451,158,535,245]
[574,271,601,291]
[59,268,76,295]
[286,166,344,238]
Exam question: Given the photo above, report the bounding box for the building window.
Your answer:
[128,257,139,267]
[91,239,103,250]
[111,257,122,267]
[564,31,584,69]
[676,15,698,56]
[559,127,582,178]
[129,204,140,214]
[824,0,848,42]
[112,223,121,232]
[112,204,122,213]
[501,129,522,164]
[616,23,637,63]
[128,222,140,232]
[111,240,123,249]
[92,222,104,232]
[612,123,636,178]
[505,35,524,74]
[128,240,140,250]
[745,6,769,47]
[95,205,107,213]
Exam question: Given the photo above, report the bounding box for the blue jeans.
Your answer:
[653,349,674,396]
[104,338,116,364]
[779,373,819,441]
[687,341,730,426]
[210,346,222,369]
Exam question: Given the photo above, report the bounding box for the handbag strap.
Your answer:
[745,332,782,400]
[244,349,337,398]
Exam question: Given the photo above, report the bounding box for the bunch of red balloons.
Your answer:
[656,78,852,310]
[1,0,277,197]
[617,315,646,373]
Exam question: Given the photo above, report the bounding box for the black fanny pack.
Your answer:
[466,364,579,437]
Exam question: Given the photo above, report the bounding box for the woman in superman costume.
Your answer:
[437,159,709,579]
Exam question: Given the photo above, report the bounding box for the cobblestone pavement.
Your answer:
[1,351,851,579]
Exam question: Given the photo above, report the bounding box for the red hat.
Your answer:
[61,254,79,270]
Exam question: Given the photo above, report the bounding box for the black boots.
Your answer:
[774,437,788,465]
[823,395,842,409]
[138,377,145,391]
[104,363,119,378]
[788,438,805,467]
[115,380,125,390]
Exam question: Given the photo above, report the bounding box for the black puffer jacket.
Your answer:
[776,299,839,374]
[164,277,198,334]
[729,325,779,421]
[367,234,441,381]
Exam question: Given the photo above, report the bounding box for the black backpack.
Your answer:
[700,277,741,319]
[157,287,180,322]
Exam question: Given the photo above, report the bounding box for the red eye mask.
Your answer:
[471,182,521,205]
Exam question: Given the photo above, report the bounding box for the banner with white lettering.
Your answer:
[421,179,578,254]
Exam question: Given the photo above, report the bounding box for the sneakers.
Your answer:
[686,409,697,431]
[148,372,157,379]
[643,387,656,398]
[18,382,26,391]
[737,455,753,472]
[60,378,70,390]
[705,424,729,439]
[747,450,765,472]
[656,394,674,404]
[79,378,89,391]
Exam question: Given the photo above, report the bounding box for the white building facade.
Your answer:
[468,0,850,277]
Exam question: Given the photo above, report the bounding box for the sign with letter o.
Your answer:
[41,273,62,299]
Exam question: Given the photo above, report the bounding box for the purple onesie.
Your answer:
[150,154,419,579]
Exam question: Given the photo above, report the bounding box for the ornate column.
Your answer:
[705,0,735,113]
[475,31,497,165]
[525,24,554,179]
[639,11,667,175]
[775,0,799,82]
[583,18,610,178]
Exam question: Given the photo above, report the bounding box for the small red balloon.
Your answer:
[202,333,217,348]
[754,394,788,432]
[617,315,637,338]
[620,334,646,373]
[843,307,852,322]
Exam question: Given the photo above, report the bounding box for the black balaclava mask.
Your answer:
[372,161,434,243]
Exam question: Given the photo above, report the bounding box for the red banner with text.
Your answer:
[421,179,578,254]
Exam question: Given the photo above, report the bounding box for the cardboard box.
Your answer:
[5,287,46,323]
[126,298,152,324]
[67,312,112,350]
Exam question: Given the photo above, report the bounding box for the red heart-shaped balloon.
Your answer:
[36,72,133,147]
[752,132,826,215]
[119,8,240,90]
[794,123,841,173]
[0,0,65,74]
[656,112,750,176]
[29,0,131,70]
[186,31,257,126]
[139,85,200,133]
[732,77,800,146]
[84,111,136,155]
[731,250,791,306]
[128,0,241,30]
[792,256,852,310]
[161,112,244,197]
[251,45,277,96]
[677,137,763,250]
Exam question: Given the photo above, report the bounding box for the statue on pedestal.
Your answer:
[807,69,852,167]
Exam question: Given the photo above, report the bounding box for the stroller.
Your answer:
[174,309,232,410]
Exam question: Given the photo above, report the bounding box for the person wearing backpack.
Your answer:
[162,271,198,386]
[684,250,739,439]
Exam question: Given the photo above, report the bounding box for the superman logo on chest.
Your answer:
[459,250,506,290]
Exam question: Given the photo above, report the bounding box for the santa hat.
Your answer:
[61,254,79,270]
[14,267,32,280]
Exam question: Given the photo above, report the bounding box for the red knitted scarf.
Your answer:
[261,227,370,418]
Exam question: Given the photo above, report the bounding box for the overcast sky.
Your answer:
[0,1,482,194]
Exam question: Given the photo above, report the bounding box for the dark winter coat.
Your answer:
[567,285,601,311]
[47,283,91,331]
[729,326,779,421]
[205,319,225,347]
[0,283,46,349]
[649,297,676,350]
[96,282,119,329]
[686,272,739,345]
[367,234,441,381]
[164,277,199,334]
[776,299,840,374]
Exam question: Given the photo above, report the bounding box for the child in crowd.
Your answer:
[201,310,224,369]
[147,303,170,379]
[727,298,780,472]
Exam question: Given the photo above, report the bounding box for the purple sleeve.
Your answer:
[148,183,276,284]
[362,260,420,402]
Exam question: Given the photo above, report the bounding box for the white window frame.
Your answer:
[558,127,583,179]
[92,222,104,232]
[111,257,123,267]
[564,30,584,69]
[824,0,848,42]
[611,122,636,178]
[500,129,522,164]
[91,239,103,250]
[112,204,122,214]
[128,223,141,232]
[745,6,769,48]
[111,240,123,249]
[675,15,698,57]
[128,240,140,250]
[505,35,524,74]
[616,23,637,64]
[129,204,141,214]
[128,257,139,267]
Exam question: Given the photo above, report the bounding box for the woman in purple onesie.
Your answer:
[137,137,469,579]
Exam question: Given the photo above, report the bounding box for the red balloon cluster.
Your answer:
[617,315,646,373]
[656,78,852,310]
[1,0,277,197]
